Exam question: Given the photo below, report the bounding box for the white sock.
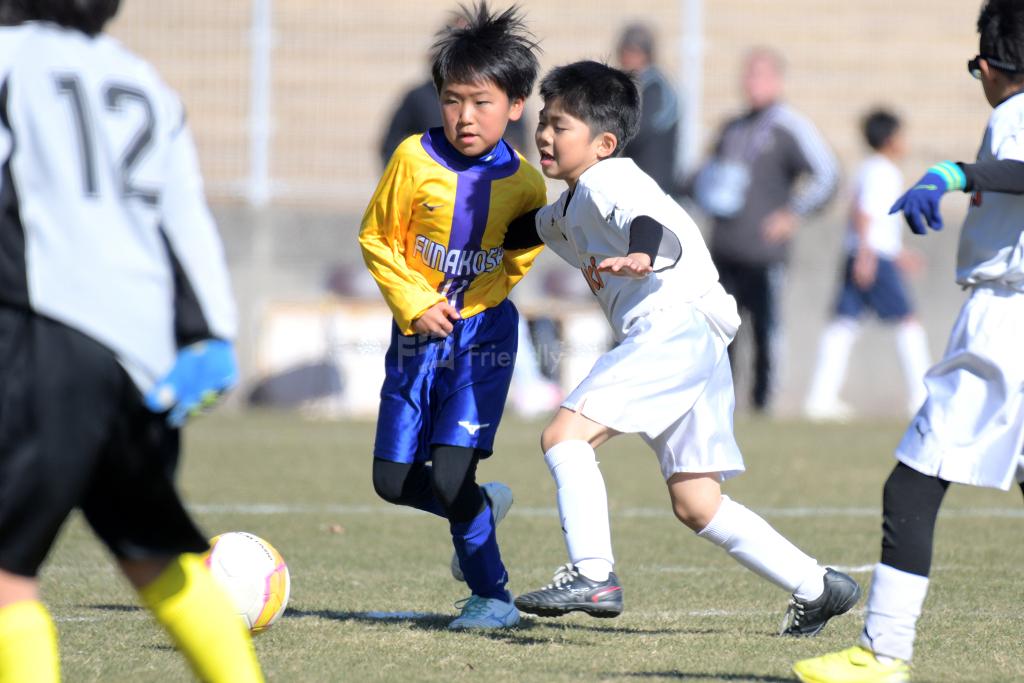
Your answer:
[896,320,930,414]
[804,317,859,410]
[544,440,614,581]
[698,496,825,599]
[859,563,929,662]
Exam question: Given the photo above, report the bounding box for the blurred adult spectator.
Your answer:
[690,47,838,413]
[617,24,681,193]
[379,77,528,168]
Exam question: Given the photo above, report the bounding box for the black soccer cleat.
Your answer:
[780,567,862,637]
[514,564,623,618]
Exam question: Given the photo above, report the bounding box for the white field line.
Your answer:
[50,609,782,622]
[827,564,877,574]
[363,611,432,619]
[100,604,1024,624]
[50,606,846,623]
[189,503,1024,520]
[643,563,879,575]
[680,608,867,618]
[54,614,149,623]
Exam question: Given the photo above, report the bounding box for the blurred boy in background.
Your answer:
[804,110,930,421]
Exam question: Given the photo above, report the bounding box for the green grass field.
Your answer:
[43,413,1024,682]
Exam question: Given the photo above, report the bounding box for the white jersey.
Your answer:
[845,154,904,258]
[0,22,236,392]
[536,158,723,342]
[957,92,1024,290]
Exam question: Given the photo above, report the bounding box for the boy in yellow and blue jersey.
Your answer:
[358,2,545,630]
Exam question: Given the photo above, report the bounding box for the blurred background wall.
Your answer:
[107,1,989,417]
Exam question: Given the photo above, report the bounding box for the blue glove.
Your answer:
[145,339,238,427]
[889,161,967,235]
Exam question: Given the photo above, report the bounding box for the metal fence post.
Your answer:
[248,0,272,207]
[679,0,704,175]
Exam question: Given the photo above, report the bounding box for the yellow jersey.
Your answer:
[359,128,546,334]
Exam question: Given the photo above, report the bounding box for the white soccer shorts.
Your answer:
[561,287,746,481]
[896,284,1024,490]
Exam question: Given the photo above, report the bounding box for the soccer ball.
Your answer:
[202,532,291,633]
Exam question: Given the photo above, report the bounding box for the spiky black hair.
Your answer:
[0,0,120,35]
[539,60,641,155]
[431,2,540,101]
[978,0,1024,78]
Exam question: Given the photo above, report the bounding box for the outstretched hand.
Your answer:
[597,254,653,278]
[889,162,966,235]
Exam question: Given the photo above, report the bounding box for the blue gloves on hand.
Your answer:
[889,161,967,235]
[145,339,238,428]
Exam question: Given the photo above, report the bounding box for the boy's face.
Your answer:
[881,129,907,159]
[978,58,1003,107]
[535,98,617,186]
[439,79,523,157]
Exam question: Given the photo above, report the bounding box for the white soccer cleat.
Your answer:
[447,595,520,630]
[451,481,513,582]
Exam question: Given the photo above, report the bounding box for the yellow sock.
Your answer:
[139,554,264,683]
[0,600,59,683]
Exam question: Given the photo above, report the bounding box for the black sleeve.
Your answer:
[503,208,542,250]
[628,215,666,263]
[957,159,1024,194]
[159,228,212,347]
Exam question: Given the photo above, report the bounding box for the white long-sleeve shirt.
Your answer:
[958,92,1024,290]
[537,158,723,342]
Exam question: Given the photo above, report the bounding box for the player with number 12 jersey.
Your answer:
[0,6,261,683]
[0,22,234,387]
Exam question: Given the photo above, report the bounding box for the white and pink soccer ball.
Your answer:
[202,532,291,633]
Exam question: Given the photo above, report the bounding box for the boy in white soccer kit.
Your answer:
[795,1,1024,680]
[805,110,931,421]
[505,61,860,636]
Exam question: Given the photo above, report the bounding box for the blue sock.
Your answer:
[451,503,509,601]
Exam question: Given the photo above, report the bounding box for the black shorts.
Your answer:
[0,307,208,577]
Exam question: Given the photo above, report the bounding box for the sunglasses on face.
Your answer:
[968,54,1023,79]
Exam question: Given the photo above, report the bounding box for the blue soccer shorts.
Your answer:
[835,254,912,321]
[373,299,519,464]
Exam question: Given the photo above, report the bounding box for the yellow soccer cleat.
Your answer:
[793,646,910,683]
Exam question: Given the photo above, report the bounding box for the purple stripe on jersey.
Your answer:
[449,173,491,309]
[419,129,522,310]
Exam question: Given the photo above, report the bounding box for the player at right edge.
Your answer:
[795,1,1024,681]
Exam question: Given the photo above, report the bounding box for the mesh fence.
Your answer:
[110,0,986,212]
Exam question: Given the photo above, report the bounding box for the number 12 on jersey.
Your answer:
[53,73,159,205]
